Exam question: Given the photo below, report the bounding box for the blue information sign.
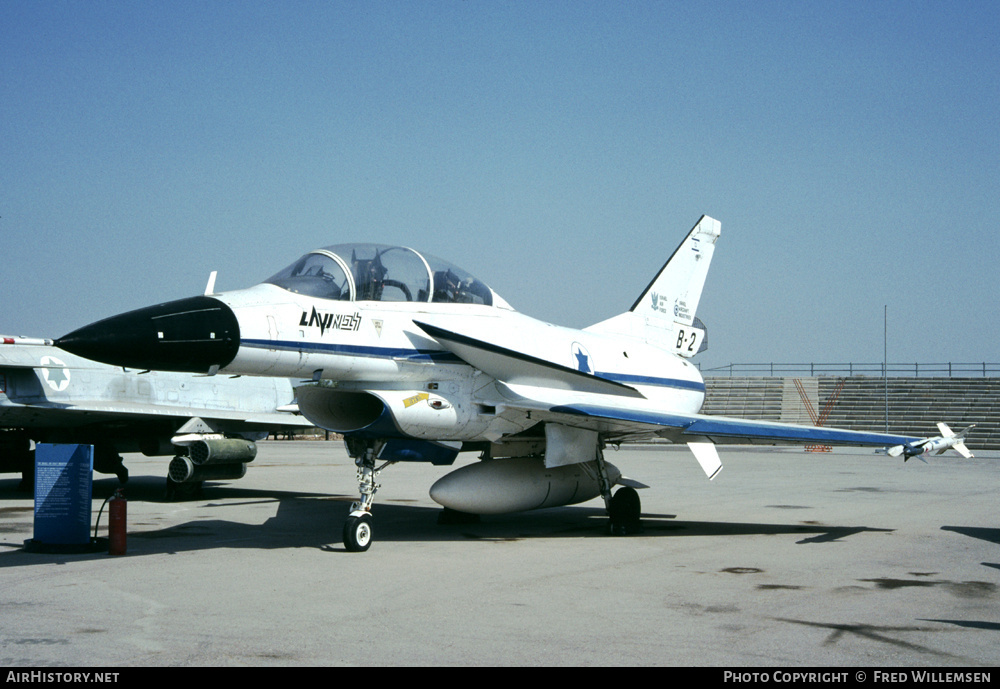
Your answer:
[33,443,94,545]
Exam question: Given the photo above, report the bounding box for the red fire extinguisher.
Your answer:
[108,488,126,555]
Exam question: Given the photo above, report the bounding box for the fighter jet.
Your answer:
[57,216,961,551]
[1,336,312,494]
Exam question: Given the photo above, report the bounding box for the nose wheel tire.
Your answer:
[343,512,373,552]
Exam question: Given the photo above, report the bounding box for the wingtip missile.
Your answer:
[2,335,55,346]
[888,422,975,461]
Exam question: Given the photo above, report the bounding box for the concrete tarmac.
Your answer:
[1,440,997,667]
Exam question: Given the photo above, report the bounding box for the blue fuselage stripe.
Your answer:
[242,338,463,363]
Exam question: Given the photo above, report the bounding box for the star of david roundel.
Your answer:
[571,342,593,375]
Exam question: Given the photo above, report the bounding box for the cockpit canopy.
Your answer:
[265,244,498,306]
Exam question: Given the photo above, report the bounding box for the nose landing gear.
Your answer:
[342,438,395,552]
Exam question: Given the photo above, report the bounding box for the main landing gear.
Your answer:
[596,445,642,536]
[342,439,395,552]
[338,437,641,551]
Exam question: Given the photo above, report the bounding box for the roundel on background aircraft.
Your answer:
[264,244,503,307]
[40,355,70,392]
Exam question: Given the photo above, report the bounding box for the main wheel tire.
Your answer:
[343,513,373,552]
[608,486,642,536]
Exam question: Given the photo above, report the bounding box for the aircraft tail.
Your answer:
[585,215,720,357]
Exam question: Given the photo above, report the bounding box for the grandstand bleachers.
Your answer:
[702,376,1000,451]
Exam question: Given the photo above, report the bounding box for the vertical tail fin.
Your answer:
[586,215,720,356]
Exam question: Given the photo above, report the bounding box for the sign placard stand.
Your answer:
[23,443,106,553]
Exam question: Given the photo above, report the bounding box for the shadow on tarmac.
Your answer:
[940,525,1000,571]
[2,474,898,561]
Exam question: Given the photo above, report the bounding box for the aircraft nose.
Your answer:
[57,296,240,373]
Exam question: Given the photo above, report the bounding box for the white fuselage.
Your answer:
[213,284,706,442]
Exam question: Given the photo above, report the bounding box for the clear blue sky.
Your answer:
[3,1,997,371]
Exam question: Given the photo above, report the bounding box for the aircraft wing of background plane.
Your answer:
[1,336,312,491]
[2,394,303,427]
[0,339,306,427]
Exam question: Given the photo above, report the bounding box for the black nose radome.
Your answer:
[57,296,240,373]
